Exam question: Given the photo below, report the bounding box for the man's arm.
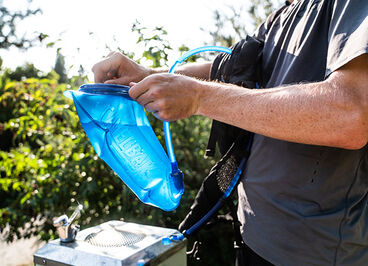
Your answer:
[153,62,212,80]
[92,51,212,84]
[130,54,368,150]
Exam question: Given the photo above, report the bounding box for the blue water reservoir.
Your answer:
[64,84,184,211]
[64,45,232,212]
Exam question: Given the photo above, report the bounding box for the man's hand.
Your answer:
[129,73,201,121]
[92,51,212,86]
[92,51,151,85]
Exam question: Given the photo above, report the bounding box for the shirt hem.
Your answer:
[243,237,280,266]
[325,47,368,78]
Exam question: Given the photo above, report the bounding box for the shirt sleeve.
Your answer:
[326,0,368,77]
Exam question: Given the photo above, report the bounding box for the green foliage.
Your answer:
[249,0,278,27]
[178,45,200,63]
[205,0,282,47]
[0,5,281,261]
[5,63,42,81]
[54,53,68,84]
[0,76,216,243]
[0,23,219,249]
[0,0,42,50]
[0,62,61,84]
[206,7,248,47]
[69,65,88,88]
[133,21,173,68]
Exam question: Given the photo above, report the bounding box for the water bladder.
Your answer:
[64,46,232,211]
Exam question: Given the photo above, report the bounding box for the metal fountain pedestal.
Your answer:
[34,220,187,266]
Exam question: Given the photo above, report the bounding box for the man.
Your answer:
[92,0,368,264]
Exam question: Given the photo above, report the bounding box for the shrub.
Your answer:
[0,23,235,265]
[0,76,218,242]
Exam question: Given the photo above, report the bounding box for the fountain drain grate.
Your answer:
[85,229,146,247]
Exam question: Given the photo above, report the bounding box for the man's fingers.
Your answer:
[92,67,105,83]
[106,51,115,57]
[144,101,160,113]
[92,53,119,83]
[129,76,154,99]
[92,62,110,83]
[104,76,129,85]
[94,74,103,83]
[104,79,118,84]
[135,90,154,106]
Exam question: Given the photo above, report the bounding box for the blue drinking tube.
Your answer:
[165,46,233,174]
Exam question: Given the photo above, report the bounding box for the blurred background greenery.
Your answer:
[0,1,280,265]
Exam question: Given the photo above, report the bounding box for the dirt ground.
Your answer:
[0,236,45,266]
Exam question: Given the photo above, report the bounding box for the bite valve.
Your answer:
[53,204,83,243]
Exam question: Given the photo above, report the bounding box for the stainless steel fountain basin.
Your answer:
[34,220,187,266]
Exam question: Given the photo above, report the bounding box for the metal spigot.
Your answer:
[53,204,83,243]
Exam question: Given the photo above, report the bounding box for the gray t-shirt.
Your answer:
[237,0,368,265]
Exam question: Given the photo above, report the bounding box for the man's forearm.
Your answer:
[129,54,367,150]
[196,78,367,149]
[152,62,212,80]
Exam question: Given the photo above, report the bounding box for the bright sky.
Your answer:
[1,0,258,79]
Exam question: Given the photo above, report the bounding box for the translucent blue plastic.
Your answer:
[64,46,232,212]
[64,84,184,211]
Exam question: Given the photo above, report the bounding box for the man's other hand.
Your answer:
[92,51,151,85]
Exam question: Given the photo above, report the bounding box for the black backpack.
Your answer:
[178,34,263,245]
